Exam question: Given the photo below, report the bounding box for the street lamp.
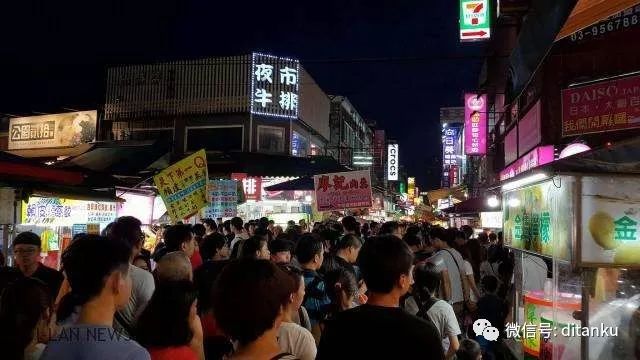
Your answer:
[487,195,499,208]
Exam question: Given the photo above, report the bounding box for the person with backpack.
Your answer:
[412,263,461,359]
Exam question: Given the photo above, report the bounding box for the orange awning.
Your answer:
[557,0,640,40]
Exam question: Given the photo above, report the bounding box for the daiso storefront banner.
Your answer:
[313,170,373,212]
[562,74,640,136]
[464,93,487,155]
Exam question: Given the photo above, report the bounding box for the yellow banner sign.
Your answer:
[154,149,208,222]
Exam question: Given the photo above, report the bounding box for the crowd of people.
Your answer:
[0,215,513,360]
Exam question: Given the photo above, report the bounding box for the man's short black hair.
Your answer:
[223,220,232,233]
[414,263,441,296]
[212,259,295,345]
[335,234,362,251]
[164,225,193,252]
[12,231,41,247]
[341,216,359,233]
[108,216,143,249]
[357,235,413,293]
[429,226,450,245]
[200,233,226,261]
[230,217,243,231]
[240,236,267,259]
[295,233,324,264]
[457,339,482,360]
[379,221,399,236]
[268,238,293,254]
[192,224,206,238]
[203,218,217,231]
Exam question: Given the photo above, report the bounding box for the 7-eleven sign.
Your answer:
[459,0,491,41]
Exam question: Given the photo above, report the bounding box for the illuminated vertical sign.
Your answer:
[459,0,491,41]
[407,177,416,204]
[250,53,300,119]
[442,125,461,187]
[387,144,399,181]
[464,93,487,155]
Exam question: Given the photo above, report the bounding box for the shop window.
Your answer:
[257,126,285,153]
[186,126,243,152]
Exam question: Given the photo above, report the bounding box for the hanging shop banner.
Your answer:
[154,149,208,222]
[387,144,399,181]
[499,145,555,181]
[562,74,640,137]
[250,52,300,119]
[464,93,487,155]
[442,125,462,187]
[202,180,238,219]
[581,176,640,265]
[9,111,97,150]
[21,197,116,227]
[459,0,491,41]
[502,178,574,260]
[314,170,373,212]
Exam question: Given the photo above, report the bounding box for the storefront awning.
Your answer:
[426,186,467,205]
[0,151,86,186]
[54,139,172,177]
[441,197,494,215]
[207,152,349,178]
[264,176,314,191]
[556,0,640,40]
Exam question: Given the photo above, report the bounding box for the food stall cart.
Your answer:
[500,139,640,360]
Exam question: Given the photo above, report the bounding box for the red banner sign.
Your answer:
[562,74,640,137]
[313,170,373,212]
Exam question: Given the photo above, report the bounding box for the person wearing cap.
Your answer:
[269,238,294,264]
[12,231,63,299]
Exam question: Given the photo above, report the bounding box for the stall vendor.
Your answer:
[12,231,64,299]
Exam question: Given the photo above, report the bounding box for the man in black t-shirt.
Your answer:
[317,235,444,360]
[12,231,63,299]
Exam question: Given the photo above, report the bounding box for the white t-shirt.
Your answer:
[463,260,477,303]
[429,248,465,304]
[277,321,317,360]
[114,264,155,337]
[426,300,462,351]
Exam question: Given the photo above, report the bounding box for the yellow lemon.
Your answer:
[588,211,618,250]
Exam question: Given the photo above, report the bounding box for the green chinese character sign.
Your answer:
[459,0,491,41]
[615,216,638,242]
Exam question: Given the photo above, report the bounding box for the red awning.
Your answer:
[0,151,85,186]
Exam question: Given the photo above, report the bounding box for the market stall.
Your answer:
[500,139,640,360]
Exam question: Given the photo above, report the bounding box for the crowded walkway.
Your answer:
[0,215,511,360]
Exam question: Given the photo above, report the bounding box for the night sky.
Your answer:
[0,0,484,189]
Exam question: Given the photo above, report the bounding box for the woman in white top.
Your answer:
[277,265,317,360]
[459,247,481,303]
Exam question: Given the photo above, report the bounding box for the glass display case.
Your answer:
[502,174,640,359]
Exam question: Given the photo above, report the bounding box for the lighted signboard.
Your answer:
[442,126,461,187]
[464,93,487,155]
[22,197,116,227]
[313,170,373,211]
[250,53,300,119]
[481,211,503,229]
[499,146,555,181]
[503,178,574,260]
[581,176,640,265]
[408,177,416,204]
[561,74,640,137]
[387,144,399,181]
[9,111,97,150]
[117,193,154,225]
[459,0,491,41]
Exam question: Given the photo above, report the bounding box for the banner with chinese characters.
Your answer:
[251,53,300,119]
[464,93,487,155]
[154,149,208,223]
[201,180,238,219]
[313,170,373,212]
[562,74,640,137]
[21,197,116,227]
[502,178,574,260]
[442,125,461,188]
[581,176,640,265]
[9,111,97,150]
